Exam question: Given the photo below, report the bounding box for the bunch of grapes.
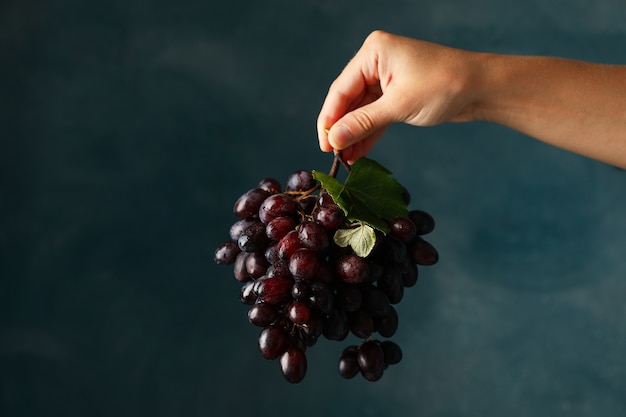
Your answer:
[214,169,438,384]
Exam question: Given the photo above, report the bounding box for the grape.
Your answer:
[248,303,278,327]
[338,346,360,379]
[297,221,329,252]
[245,251,269,279]
[229,218,257,241]
[261,193,297,218]
[286,170,316,192]
[234,188,270,219]
[297,196,317,216]
[258,325,288,359]
[291,281,309,300]
[357,340,385,376]
[214,241,240,265]
[300,312,324,342]
[313,203,346,231]
[279,346,307,383]
[237,221,270,253]
[266,216,297,241]
[256,276,293,305]
[258,178,282,194]
[233,252,250,283]
[264,242,280,264]
[277,230,301,261]
[287,301,311,325]
[389,217,417,242]
[337,254,370,284]
[289,248,319,281]
[265,260,289,278]
[215,162,439,384]
[317,192,335,207]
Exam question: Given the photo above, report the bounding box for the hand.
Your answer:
[316,30,480,163]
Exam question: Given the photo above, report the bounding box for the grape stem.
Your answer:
[329,150,351,178]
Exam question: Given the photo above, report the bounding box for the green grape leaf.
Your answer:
[312,157,408,233]
[333,224,377,258]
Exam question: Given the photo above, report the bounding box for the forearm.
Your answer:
[470,54,626,168]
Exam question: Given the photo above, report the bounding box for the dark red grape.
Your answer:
[291,281,310,300]
[389,217,417,242]
[214,240,240,265]
[237,221,270,253]
[260,193,297,218]
[266,216,297,241]
[280,346,307,384]
[233,252,250,282]
[289,248,319,281]
[312,204,346,231]
[357,340,385,376]
[277,230,301,261]
[229,218,257,241]
[338,346,360,379]
[248,303,278,327]
[264,242,280,264]
[287,301,311,325]
[256,276,293,305]
[337,254,370,284]
[233,188,270,219]
[245,251,269,279]
[286,170,316,192]
[258,325,288,359]
[298,221,330,252]
[300,312,324,342]
[265,260,290,278]
[258,178,282,194]
[317,192,335,207]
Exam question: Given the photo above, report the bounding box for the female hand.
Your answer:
[317,30,480,163]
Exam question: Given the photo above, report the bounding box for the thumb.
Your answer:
[327,98,395,150]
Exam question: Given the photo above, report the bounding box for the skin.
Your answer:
[317,30,626,168]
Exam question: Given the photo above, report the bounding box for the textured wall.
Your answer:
[2,1,626,416]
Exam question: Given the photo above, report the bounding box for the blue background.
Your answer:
[2,1,626,416]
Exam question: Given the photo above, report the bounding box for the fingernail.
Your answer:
[329,125,352,149]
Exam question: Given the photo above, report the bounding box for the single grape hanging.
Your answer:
[214,153,438,384]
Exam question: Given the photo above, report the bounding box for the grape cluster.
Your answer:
[214,169,438,384]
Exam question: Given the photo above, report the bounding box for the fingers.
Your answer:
[317,62,370,153]
[317,71,394,155]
